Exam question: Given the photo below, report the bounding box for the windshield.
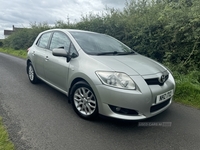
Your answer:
[69,31,135,55]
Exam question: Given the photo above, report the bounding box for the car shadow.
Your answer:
[93,108,172,129]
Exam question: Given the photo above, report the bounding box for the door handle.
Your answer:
[45,56,49,61]
[32,51,35,56]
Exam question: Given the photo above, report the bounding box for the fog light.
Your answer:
[115,107,121,112]
[109,105,139,115]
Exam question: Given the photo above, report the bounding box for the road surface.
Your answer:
[0,52,200,150]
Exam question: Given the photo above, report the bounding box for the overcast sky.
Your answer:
[0,0,127,39]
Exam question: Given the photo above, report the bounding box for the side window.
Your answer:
[37,32,52,49]
[50,32,70,51]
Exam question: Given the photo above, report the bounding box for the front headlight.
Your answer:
[96,71,136,90]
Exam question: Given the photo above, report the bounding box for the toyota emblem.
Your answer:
[159,75,166,84]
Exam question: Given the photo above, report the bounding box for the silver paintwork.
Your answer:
[27,29,176,120]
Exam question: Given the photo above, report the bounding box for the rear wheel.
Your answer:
[27,62,39,84]
[70,81,98,120]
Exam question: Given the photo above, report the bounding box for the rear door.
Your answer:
[32,32,52,79]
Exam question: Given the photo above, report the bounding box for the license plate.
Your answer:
[156,90,173,104]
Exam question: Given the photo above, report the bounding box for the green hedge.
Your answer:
[2,0,200,72]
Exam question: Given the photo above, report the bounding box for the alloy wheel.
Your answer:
[28,65,34,81]
[73,87,97,116]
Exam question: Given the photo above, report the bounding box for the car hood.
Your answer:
[91,54,167,76]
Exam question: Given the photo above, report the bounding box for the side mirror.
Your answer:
[52,48,68,57]
[52,48,71,62]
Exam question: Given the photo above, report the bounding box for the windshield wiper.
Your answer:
[96,51,135,56]
[117,51,135,55]
[96,51,118,56]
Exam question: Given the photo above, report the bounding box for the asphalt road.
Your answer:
[0,52,200,150]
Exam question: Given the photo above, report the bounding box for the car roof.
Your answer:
[43,29,97,34]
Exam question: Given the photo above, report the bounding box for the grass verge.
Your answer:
[0,117,15,150]
[0,48,27,59]
[173,71,200,109]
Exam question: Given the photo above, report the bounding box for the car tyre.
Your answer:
[70,81,98,120]
[27,62,39,84]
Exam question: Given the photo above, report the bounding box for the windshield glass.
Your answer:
[69,31,135,55]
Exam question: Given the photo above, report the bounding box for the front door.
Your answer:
[44,31,71,91]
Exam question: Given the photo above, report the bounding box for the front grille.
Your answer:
[150,99,170,113]
[145,75,169,86]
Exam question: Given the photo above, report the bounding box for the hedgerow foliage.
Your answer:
[3,22,50,50]
[2,0,200,72]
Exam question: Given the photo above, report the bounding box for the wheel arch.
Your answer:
[69,78,99,119]
[68,77,89,103]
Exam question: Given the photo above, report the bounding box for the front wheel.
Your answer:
[27,62,39,84]
[70,81,98,120]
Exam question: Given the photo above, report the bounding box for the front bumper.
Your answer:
[93,74,175,120]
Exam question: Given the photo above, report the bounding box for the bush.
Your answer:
[3,22,51,50]
[2,0,200,71]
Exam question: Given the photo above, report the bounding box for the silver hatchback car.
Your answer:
[27,29,175,120]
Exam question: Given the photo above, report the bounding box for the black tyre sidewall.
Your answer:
[70,81,98,120]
